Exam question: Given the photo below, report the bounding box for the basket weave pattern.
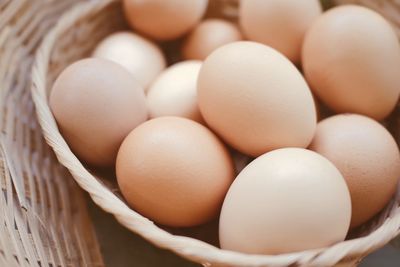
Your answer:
[30,0,400,266]
[0,1,104,266]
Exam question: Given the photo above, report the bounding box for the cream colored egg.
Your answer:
[182,19,242,60]
[123,0,208,41]
[116,117,235,227]
[310,114,400,228]
[92,31,166,90]
[147,61,203,123]
[198,41,317,157]
[302,5,400,120]
[239,0,322,63]
[50,58,147,166]
[219,148,351,254]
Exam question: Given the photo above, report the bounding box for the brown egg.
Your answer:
[239,0,321,63]
[303,5,400,120]
[198,41,317,157]
[92,32,166,90]
[50,58,147,166]
[309,114,400,228]
[220,148,351,254]
[123,0,208,41]
[116,117,235,227]
[147,61,203,123]
[182,19,242,60]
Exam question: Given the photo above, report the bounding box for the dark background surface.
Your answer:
[88,200,400,267]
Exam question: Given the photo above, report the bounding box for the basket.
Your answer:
[0,0,104,266]
[30,0,400,266]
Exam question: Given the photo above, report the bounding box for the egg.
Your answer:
[239,0,322,63]
[302,5,400,120]
[50,58,147,166]
[182,19,242,60]
[123,0,208,41]
[219,148,351,254]
[147,61,203,123]
[92,32,166,90]
[197,41,317,157]
[116,117,235,227]
[309,114,400,228]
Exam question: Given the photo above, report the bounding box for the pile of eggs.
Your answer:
[49,0,400,254]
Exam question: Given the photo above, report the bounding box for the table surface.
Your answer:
[87,199,400,267]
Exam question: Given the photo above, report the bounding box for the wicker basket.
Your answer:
[0,0,104,266]
[30,0,400,266]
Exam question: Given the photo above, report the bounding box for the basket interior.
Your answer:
[36,0,400,266]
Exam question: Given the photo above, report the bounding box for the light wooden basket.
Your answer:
[30,0,400,266]
[0,0,104,266]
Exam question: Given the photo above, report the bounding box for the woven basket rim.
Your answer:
[30,0,400,265]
